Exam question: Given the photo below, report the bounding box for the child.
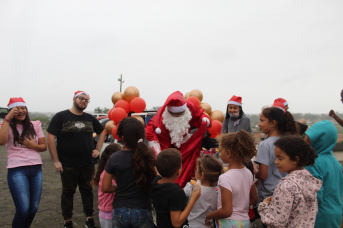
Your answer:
[253,106,298,205]
[92,143,121,228]
[304,120,343,228]
[102,117,156,228]
[205,130,258,228]
[151,148,201,228]
[221,95,252,134]
[184,155,223,228]
[258,135,322,227]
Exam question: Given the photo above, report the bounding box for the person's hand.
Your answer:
[53,161,63,173]
[6,106,18,120]
[202,117,210,127]
[253,162,259,174]
[20,136,36,149]
[191,183,201,200]
[92,149,100,158]
[204,215,212,227]
[263,196,272,205]
[329,110,336,118]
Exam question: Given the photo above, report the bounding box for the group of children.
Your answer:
[92,95,343,228]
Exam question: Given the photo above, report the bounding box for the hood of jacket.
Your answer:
[284,169,322,200]
[305,120,337,155]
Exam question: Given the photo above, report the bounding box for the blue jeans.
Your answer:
[7,165,42,228]
[112,207,154,228]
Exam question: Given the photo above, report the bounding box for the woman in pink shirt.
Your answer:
[0,97,47,228]
[92,143,121,228]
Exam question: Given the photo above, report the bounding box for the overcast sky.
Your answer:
[1,0,342,114]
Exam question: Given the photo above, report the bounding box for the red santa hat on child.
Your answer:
[275,98,288,106]
[227,95,242,106]
[272,99,286,113]
[7,97,26,109]
[74,91,90,98]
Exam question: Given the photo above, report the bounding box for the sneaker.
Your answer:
[64,221,73,228]
[85,218,96,228]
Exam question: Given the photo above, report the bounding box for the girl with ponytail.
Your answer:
[253,103,299,228]
[102,117,156,228]
[205,130,257,228]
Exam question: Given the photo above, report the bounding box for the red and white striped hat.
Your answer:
[74,91,90,98]
[7,97,26,109]
[276,98,288,106]
[227,95,242,106]
[272,99,286,113]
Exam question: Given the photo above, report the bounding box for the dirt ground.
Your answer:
[0,131,100,228]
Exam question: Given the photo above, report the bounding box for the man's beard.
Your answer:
[162,107,192,148]
[74,101,87,111]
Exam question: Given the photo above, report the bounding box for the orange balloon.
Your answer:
[132,115,145,126]
[187,96,200,109]
[210,110,225,123]
[115,100,130,114]
[200,102,212,115]
[184,92,190,99]
[208,120,222,138]
[105,120,115,134]
[111,92,124,105]
[110,107,127,124]
[189,89,203,102]
[124,86,140,103]
[130,97,146,113]
[111,125,120,140]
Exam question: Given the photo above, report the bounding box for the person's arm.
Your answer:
[92,129,106,158]
[102,171,117,193]
[329,110,343,127]
[258,183,294,227]
[249,183,258,206]
[205,186,232,225]
[20,136,47,152]
[170,183,201,227]
[254,163,268,181]
[47,133,63,173]
[0,107,18,145]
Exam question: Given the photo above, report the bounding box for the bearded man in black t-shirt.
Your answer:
[47,91,106,228]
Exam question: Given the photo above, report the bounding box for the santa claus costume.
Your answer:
[145,91,211,187]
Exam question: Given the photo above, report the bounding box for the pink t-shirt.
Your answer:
[0,121,45,168]
[217,167,253,221]
[98,170,116,213]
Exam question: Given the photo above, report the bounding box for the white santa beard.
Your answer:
[162,107,192,148]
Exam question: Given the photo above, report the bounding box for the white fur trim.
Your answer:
[8,102,26,109]
[227,101,242,106]
[155,127,161,134]
[167,103,187,113]
[283,101,289,106]
[75,92,89,98]
[275,106,285,112]
[202,117,210,127]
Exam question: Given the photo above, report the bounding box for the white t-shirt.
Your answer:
[217,167,253,221]
[184,183,218,228]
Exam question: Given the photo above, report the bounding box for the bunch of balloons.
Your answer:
[184,89,224,138]
[105,86,146,140]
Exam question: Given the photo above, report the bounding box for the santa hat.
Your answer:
[227,95,242,106]
[272,99,286,113]
[74,91,90,98]
[276,98,288,106]
[8,97,26,109]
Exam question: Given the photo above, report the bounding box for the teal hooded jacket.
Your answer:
[305,120,343,228]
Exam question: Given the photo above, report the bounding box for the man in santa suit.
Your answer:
[146,91,211,187]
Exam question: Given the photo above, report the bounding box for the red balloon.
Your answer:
[208,120,222,138]
[110,107,127,124]
[111,125,120,140]
[115,100,130,114]
[107,108,115,121]
[130,97,146,113]
[187,96,200,109]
